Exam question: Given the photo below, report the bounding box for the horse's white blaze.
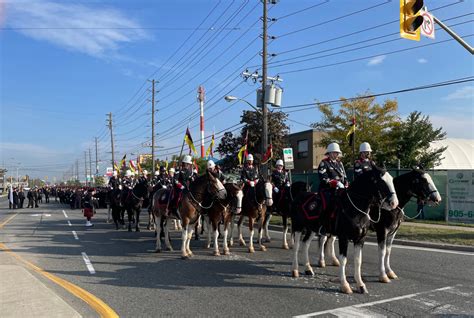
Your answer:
[423,173,442,202]
[216,178,226,200]
[264,182,273,206]
[381,172,399,209]
[235,190,243,214]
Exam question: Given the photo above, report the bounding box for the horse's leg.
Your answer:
[282,216,289,250]
[248,217,255,253]
[263,212,272,242]
[326,235,340,266]
[338,237,353,294]
[228,214,235,247]
[291,231,302,277]
[164,219,173,251]
[257,215,267,251]
[377,229,390,283]
[154,215,162,252]
[212,218,220,256]
[354,242,368,294]
[317,235,328,268]
[127,207,133,232]
[385,230,399,280]
[205,216,212,249]
[186,223,194,257]
[223,214,231,255]
[181,223,189,259]
[194,215,201,240]
[237,215,245,246]
[302,231,316,276]
[135,207,141,232]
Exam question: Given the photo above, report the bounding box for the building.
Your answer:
[286,129,326,173]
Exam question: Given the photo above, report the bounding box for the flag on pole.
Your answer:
[206,133,215,158]
[165,158,169,170]
[346,116,356,146]
[237,131,248,165]
[8,185,13,204]
[113,161,119,172]
[193,159,199,174]
[120,154,127,169]
[129,160,137,173]
[184,127,197,155]
[137,161,143,173]
[261,144,273,165]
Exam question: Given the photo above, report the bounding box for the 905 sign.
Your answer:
[449,210,474,218]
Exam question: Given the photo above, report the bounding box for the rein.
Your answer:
[345,190,384,224]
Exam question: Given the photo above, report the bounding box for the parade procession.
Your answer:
[1,1,473,317]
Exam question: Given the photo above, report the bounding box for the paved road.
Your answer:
[1,200,473,317]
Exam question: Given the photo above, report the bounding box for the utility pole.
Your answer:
[89,148,92,186]
[75,160,79,182]
[107,112,115,174]
[84,151,88,186]
[261,0,269,177]
[149,80,156,176]
[95,137,99,176]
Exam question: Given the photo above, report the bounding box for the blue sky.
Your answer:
[1,0,473,180]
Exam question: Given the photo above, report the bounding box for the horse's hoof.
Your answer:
[155,248,162,253]
[387,271,398,279]
[340,283,353,294]
[305,268,315,276]
[136,228,140,232]
[187,251,194,257]
[379,275,391,283]
[359,285,369,294]
[229,241,234,247]
[181,255,189,260]
[146,225,151,230]
[260,245,267,252]
[239,241,246,247]
[282,244,289,250]
[318,260,326,268]
[166,247,173,251]
[223,249,230,255]
[248,246,255,253]
[291,270,300,278]
[213,251,220,256]
[331,257,340,267]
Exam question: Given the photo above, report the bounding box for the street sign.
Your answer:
[283,148,294,170]
[420,10,435,39]
[106,167,113,177]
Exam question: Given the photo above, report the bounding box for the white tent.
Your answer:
[431,138,474,169]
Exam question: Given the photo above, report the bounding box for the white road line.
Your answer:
[294,285,455,318]
[81,252,96,275]
[62,210,68,218]
[267,229,473,256]
[67,220,72,227]
[72,231,79,240]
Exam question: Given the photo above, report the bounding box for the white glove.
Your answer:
[337,181,344,189]
[180,185,185,190]
[249,181,255,187]
[162,185,167,189]
[274,187,279,193]
[118,185,123,190]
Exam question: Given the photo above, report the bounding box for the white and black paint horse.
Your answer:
[290,166,398,294]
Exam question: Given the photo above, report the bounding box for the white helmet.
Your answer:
[276,159,284,167]
[134,171,139,176]
[247,154,254,161]
[207,160,215,169]
[125,170,132,177]
[326,142,341,154]
[113,171,118,177]
[359,142,372,152]
[169,167,175,173]
[143,170,148,176]
[154,171,159,176]
[183,155,192,164]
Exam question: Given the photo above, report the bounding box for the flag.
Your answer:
[137,161,143,173]
[206,133,215,158]
[120,154,127,169]
[165,158,168,170]
[237,130,248,165]
[8,185,13,204]
[184,127,197,155]
[113,161,119,172]
[129,160,137,172]
[346,116,356,146]
[193,159,199,174]
[261,144,273,165]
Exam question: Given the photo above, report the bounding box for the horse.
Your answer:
[204,182,243,256]
[290,166,398,294]
[151,170,227,258]
[122,181,149,232]
[236,178,273,253]
[108,188,124,230]
[262,181,309,249]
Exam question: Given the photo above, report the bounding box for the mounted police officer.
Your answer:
[354,142,375,178]
[122,170,133,189]
[240,154,259,186]
[175,155,197,189]
[318,142,347,190]
[138,170,149,186]
[207,160,225,182]
[108,170,120,190]
[271,159,290,191]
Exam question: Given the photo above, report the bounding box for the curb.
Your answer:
[265,223,474,253]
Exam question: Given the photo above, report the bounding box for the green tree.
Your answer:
[392,111,447,169]
[95,176,106,187]
[312,96,399,166]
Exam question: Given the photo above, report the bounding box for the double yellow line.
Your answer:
[0,211,118,318]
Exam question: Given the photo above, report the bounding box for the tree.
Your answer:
[95,176,106,187]
[312,95,399,167]
[392,111,447,169]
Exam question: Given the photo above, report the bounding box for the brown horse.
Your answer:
[236,178,273,253]
[204,182,243,256]
[151,171,226,258]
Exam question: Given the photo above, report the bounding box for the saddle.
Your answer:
[299,189,338,221]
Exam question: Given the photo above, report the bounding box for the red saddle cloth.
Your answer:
[300,192,328,221]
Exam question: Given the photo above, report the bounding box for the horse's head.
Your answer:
[354,166,399,210]
[409,166,442,205]
[256,176,273,207]
[133,181,149,199]
[206,170,227,200]
[224,182,244,214]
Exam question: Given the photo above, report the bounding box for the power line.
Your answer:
[276,0,329,20]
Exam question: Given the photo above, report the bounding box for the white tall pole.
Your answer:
[198,86,205,158]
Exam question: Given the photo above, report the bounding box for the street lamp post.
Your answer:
[224,95,262,113]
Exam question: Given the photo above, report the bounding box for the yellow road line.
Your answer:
[0,213,119,317]
[0,213,19,229]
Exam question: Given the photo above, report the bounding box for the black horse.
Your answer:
[122,181,149,232]
[290,166,398,295]
[108,189,124,230]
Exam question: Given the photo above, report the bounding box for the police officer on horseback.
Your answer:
[240,154,259,186]
[122,170,133,189]
[109,170,120,190]
[176,155,196,189]
[207,160,225,182]
[354,142,376,178]
[318,143,347,190]
[271,159,290,191]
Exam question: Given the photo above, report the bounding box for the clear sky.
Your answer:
[1,0,473,181]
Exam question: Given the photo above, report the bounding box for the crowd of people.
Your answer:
[7,186,51,209]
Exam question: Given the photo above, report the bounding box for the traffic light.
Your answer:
[400,0,424,41]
